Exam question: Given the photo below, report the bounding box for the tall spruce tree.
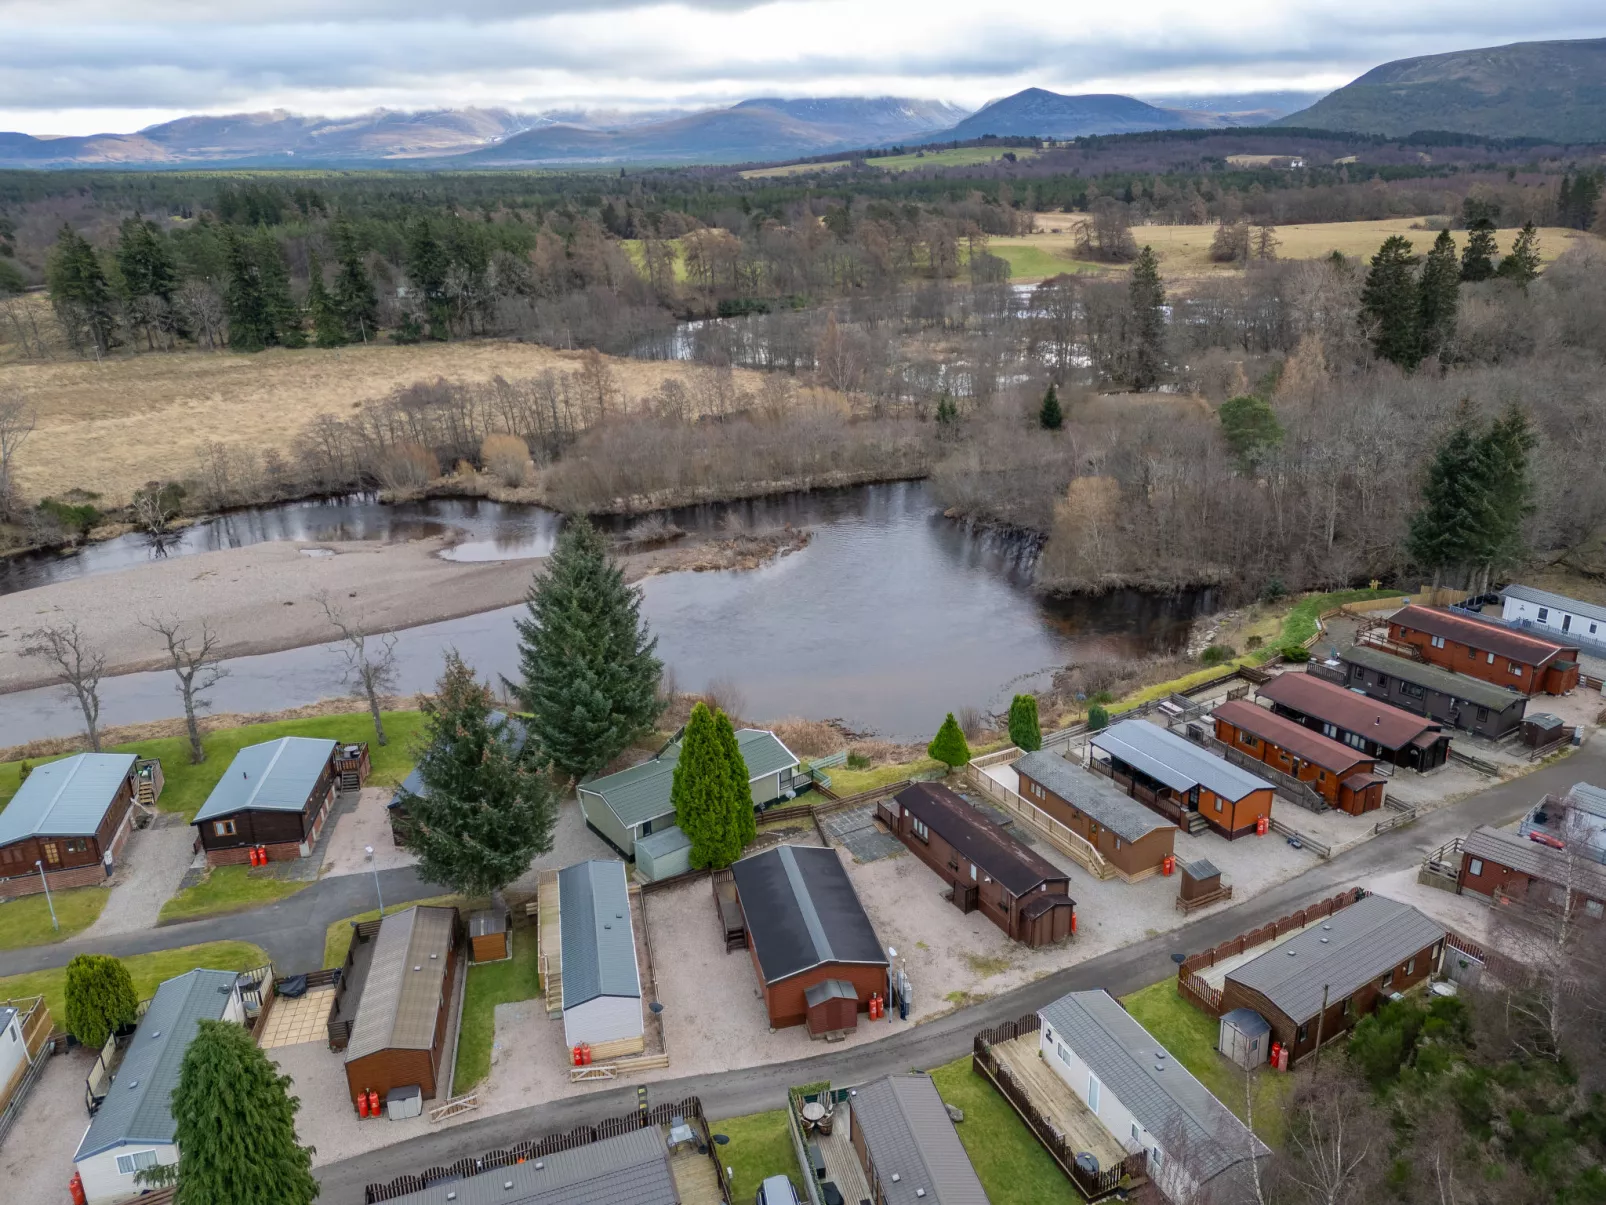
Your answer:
[406,216,452,339]
[1218,394,1283,470]
[927,713,971,770]
[331,214,378,341]
[1477,404,1536,580]
[1360,235,1421,370]
[1417,228,1460,363]
[672,702,743,870]
[400,651,556,895]
[161,1019,317,1204]
[115,216,179,349]
[1038,384,1063,430]
[254,227,302,348]
[46,225,117,357]
[222,226,273,351]
[1497,222,1542,285]
[1125,245,1166,390]
[1460,219,1499,282]
[715,708,756,849]
[306,251,345,348]
[63,953,138,1048]
[512,517,664,781]
[1008,694,1041,752]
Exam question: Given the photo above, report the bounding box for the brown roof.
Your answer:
[1390,605,1577,668]
[345,905,458,1063]
[1462,825,1606,898]
[893,782,1069,897]
[1256,673,1443,752]
[1212,699,1373,775]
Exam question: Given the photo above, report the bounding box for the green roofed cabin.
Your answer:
[0,753,140,900]
[192,736,361,866]
[577,728,800,859]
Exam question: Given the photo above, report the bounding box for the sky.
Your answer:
[0,0,1602,136]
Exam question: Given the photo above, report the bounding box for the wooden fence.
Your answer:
[327,918,383,1050]
[961,760,1116,880]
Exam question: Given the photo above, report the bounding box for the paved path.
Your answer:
[314,742,1603,1204]
[80,812,197,940]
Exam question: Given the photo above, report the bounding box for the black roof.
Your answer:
[894,782,1067,896]
[730,844,888,984]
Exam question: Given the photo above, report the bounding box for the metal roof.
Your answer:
[852,1074,990,1205]
[731,844,888,984]
[193,737,335,823]
[372,1126,677,1205]
[1500,584,1606,627]
[578,730,799,829]
[634,825,691,858]
[1391,604,1574,666]
[345,906,458,1063]
[559,861,641,1010]
[1185,859,1220,880]
[74,969,239,1160]
[1091,720,1273,803]
[804,978,858,1008]
[1039,990,1270,1186]
[1225,895,1445,1024]
[1256,673,1442,752]
[1570,782,1606,818]
[0,753,134,845]
[1339,644,1529,713]
[1462,825,1606,897]
[1013,750,1174,844]
[1212,699,1374,776]
[467,909,507,939]
[1220,1008,1271,1037]
[893,782,1068,896]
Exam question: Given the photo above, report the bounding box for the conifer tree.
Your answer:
[1417,228,1460,363]
[512,517,664,781]
[715,708,756,850]
[1460,219,1499,282]
[399,651,557,896]
[1125,245,1166,390]
[1360,235,1421,370]
[64,953,139,1048]
[222,226,272,351]
[1008,694,1041,752]
[935,392,958,428]
[253,227,302,348]
[1218,394,1283,470]
[46,225,117,357]
[927,713,971,770]
[406,216,452,339]
[331,214,377,341]
[1497,222,1541,285]
[306,251,345,349]
[115,216,179,349]
[1087,703,1110,731]
[162,1019,317,1205]
[1038,384,1063,430]
[672,702,743,869]
[1406,416,1486,584]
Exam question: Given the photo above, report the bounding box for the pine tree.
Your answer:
[406,216,452,339]
[399,651,557,896]
[1125,245,1166,390]
[114,217,179,349]
[253,228,302,348]
[1477,404,1536,581]
[715,708,756,850]
[927,713,971,770]
[672,702,743,870]
[1038,384,1063,430]
[1497,222,1541,285]
[64,953,138,1048]
[331,214,377,341]
[306,251,346,349]
[1406,412,1487,586]
[512,517,664,781]
[1417,228,1460,362]
[163,1019,317,1205]
[1218,394,1283,469]
[1007,694,1041,752]
[935,392,958,428]
[222,226,272,352]
[46,225,117,357]
[1460,219,1499,282]
[1360,235,1421,370]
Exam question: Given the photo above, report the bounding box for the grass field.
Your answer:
[0,886,108,949]
[738,161,850,179]
[0,939,267,1022]
[0,711,426,821]
[454,923,540,1091]
[157,865,308,924]
[322,893,471,967]
[929,1055,1080,1203]
[873,146,1040,172]
[712,1109,797,1199]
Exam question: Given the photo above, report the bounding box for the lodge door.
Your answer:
[42,841,60,866]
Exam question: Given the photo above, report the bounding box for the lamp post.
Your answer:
[35,860,58,933]
[365,845,384,917]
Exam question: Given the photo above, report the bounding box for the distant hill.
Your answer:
[1144,91,1326,122]
[1277,38,1606,140]
[929,88,1228,140]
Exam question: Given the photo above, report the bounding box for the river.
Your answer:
[0,482,1211,744]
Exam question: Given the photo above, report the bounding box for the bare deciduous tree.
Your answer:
[1269,1069,1384,1205]
[142,615,228,763]
[131,479,183,536]
[23,622,106,751]
[175,280,225,351]
[316,592,399,746]
[0,386,36,519]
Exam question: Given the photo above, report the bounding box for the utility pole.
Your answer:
[35,860,59,933]
[1311,984,1331,1071]
[365,845,385,917]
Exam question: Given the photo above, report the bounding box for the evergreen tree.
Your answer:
[115,217,178,305]
[1007,694,1041,752]
[512,517,664,781]
[1125,245,1166,390]
[406,216,452,339]
[935,392,958,428]
[222,226,273,352]
[1497,222,1541,285]
[1087,703,1110,731]
[254,227,302,348]
[399,651,557,896]
[672,702,744,870]
[715,708,756,850]
[1360,235,1421,370]
[331,214,378,341]
[163,1019,317,1204]
[1460,219,1499,282]
[1038,384,1063,430]
[64,953,138,1048]
[1478,404,1536,577]
[306,251,346,349]
[927,713,971,770]
[1218,394,1283,470]
[1417,228,1460,363]
[46,225,117,357]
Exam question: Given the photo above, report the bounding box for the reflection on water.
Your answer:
[0,482,1210,744]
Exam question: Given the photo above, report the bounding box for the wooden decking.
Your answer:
[538,869,562,1017]
[814,1104,873,1203]
[991,1035,1129,1170]
[669,1144,725,1205]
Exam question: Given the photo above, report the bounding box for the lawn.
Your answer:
[711,1108,798,1200]
[323,893,474,967]
[0,940,267,1022]
[1120,980,1293,1146]
[0,711,427,821]
[454,923,540,1091]
[157,865,308,924]
[929,1055,1081,1203]
[988,242,1105,281]
[823,738,1009,798]
[0,886,108,950]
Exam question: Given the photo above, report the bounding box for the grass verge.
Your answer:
[323,893,474,968]
[157,866,309,924]
[0,886,109,950]
[713,1109,798,1199]
[0,940,267,1022]
[453,924,540,1092]
[929,1055,1080,1203]
[823,738,1008,797]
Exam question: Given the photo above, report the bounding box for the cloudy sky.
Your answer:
[0,0,1601,135]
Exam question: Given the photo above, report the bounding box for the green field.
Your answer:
[618,238,689,281]
[0,940,267,1022]
[454,923,541,1091]
[874,146,1041,172]
[157,865,308,924]
[929,1056,1080,1203]
[711,1109,798,1199]
[988,243,1103,281]
[0,886,109,950]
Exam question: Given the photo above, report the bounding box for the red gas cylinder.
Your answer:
[369,1089,381,1114]
[1162,854,1175,877]
[358,1091,370,1117]
[69,1172,87,1205]
[1070,910,1078,935]
[1277,1046,1290,1072]
[1256,815,1269,837]
[258,845,269,864]
[572,1044,583,1066]
[581,1044,592,1066]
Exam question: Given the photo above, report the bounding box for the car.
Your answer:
[756,1173,802,1205]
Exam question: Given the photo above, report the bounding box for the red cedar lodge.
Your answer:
[192,736,367,865]
[729,844,889,1034]
[881,782,1075,947]
[1457,825,1606,919]
[0,753,140,900]
[1256,671,1452,772]
[1386,604,1580,696]
[1087,719,1277,840]
[1213,699,1387,815]
[1013,748,1177,879]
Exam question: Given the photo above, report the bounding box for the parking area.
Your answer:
[320,787,417,879]
[0,1046,95,1205]
[81,811,198,939]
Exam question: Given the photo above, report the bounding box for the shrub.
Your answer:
[1090,690,1115,705]
[1260,577,1288,603]
[374,442,439,491]
[65,954,139,1048]
[1087,703,1110,731]
[38,496,102,538]
[846,751,871,770]
[1200,644,1236,666]
[1008,694,1042,752]
[1246,635,1263,650]
[927,713,971,769]
[1281,644,1312,662]
[480,433,532,487]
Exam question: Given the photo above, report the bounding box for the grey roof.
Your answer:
[0,1005,15,1035]
[0,753,134,845]
[345,906,458,1063]
[1500,584,1606,627]
[372,1126,676,1205]
[193,737,335,823]
[1013,750,1174,843]
[74,969,239,1160]
[578,729,799,829]
[1225,895,1445,1024]
[1340,643,1528,712]
[1462,825,1606,897]
[731,844,888,984]
[1039,990,1270,1186]
[1185,859,1221,880]
[1091,720,1274,803]
[635,825,691,859]
[1220,1008,1271,1037]
[1570,782,1606,818]
[559,861,641,1010]
[852,1075,990,1205]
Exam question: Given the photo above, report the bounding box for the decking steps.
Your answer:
[538,869,563,1017]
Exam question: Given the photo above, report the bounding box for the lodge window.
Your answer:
[116,1151,160,1175]
[1586,899,1604,919]
[1056,1041,1070,1065]
[1242,734,1258,749]
[1477,707,1489,722]
[1402,682,1425,699]
[970,864,977,881]
[1406,957,1415,975]
[1510,664,1523,676]
[0,847,22,865]
[1379,973,1392,989]
[1114,837,1122,850]
[1376,674,1389,689]
[912,818,929,842]
[1296,1023,1309,1042]
[1537,608,1548,621]
[1214,799,1222,812]
[1468,858,1483,876]
[1430,636,1445,649]
[213,820,237,837]
[1321,722,1338,739]
[64,839,88,854]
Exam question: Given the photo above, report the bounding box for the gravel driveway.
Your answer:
[320,788,417,879]
[0,1047,96,1204]
[81,812,198,939]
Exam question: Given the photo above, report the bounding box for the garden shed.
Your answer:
[1218,1008,1271,1070]
[635,824,693,882]
[467,909,510,963]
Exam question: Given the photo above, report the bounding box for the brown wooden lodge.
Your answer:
[1087,719,1277,839]
[1457,824,1606,919]
[881,782,1075,947]
[1385,604,1580,697]
[1213,699,1387,814]
[1014,748,1177,880]
[0,753,143,900]
[1255,672,1452,772]
[192,736,368,865]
